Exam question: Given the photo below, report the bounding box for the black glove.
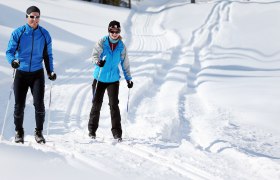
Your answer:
[11,60,20,69]
[127,80,133,88]
[96,60,106,67]
[48,72,57,81]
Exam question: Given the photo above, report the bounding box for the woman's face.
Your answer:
[109,30,120,40]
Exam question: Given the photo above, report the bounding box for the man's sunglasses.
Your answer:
[109,31,120,34]
[26,14,40,19]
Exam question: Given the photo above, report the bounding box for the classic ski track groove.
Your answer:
[115,142,218,180]
[63,83,90,129]
[18,136,214,179]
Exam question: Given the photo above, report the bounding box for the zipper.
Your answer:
[29,30,35,72]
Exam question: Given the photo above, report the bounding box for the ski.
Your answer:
[116,138,122,142]
[15,139,24,144]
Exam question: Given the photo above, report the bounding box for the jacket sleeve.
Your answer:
[43,30,54,74]
[121,45,132,81]
[91,38,104,64]
[6,30,20,64]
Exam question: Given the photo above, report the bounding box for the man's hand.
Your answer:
[11,60,20,69]
[48,72,57,81]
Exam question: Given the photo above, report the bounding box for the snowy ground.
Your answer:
[0,0,280,179]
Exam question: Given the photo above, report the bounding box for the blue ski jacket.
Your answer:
[92,36,132,83]
[6,24,54,73]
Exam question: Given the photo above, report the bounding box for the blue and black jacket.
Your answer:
[6,23,54,74]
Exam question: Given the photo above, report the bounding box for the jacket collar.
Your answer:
[25,23,40,32]
[104,35,123,50]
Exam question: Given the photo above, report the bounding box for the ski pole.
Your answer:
[126,88,131,114]
[46,81,53,137]
[93,68,102,98]
[93,56,106,100]
[1,69,16,142]
[123,88,131,139]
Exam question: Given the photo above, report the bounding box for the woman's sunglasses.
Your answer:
[109,31,120,34]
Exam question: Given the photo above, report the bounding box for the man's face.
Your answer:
[27,12,40,29]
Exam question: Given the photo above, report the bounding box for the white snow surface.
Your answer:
[0,0,280,179]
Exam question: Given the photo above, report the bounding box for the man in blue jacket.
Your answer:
[88,20,133,141]
[6,6,56,144]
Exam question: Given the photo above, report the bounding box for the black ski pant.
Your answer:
[88,80,122,137]
[13,69,45,131]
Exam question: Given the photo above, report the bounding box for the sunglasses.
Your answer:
[26,14,40,19]
[109,31,120,34]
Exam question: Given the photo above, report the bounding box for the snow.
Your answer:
[0,0,280,179]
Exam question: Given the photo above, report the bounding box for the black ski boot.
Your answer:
[15,129,24,144]
[34,128,46,144]
[113,134,122,142]
[89,132,96,139]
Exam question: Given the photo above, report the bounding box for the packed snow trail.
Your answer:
[0,0,216,179]
[1,0,218,179]
[0,0,280,180]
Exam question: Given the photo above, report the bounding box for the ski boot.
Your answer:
[89,132,96,139]
[15,129,24,144]
[34,128,46,144]
[113,134,122,142]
